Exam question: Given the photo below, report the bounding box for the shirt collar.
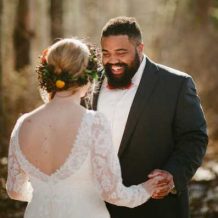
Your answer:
[131,54,146,86]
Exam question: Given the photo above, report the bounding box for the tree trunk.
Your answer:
[0,0,4,153]
[173,0,212,29]
[193,0,212,27]
[50,0,63,41]
[13,0,32,71]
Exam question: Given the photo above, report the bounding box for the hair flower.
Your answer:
[36,41,101,93]
[56,80,65,89]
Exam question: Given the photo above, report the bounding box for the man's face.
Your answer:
[101,35,143,88]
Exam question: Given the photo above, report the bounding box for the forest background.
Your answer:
[0,0,218,217]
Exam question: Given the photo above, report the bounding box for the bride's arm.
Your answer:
[90,112,157,208]
[6,118,32,202]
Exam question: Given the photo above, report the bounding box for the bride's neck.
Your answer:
[52,90,81,105]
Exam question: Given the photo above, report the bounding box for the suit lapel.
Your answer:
[118,58,159,157]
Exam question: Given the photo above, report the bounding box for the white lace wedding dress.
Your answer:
[7,110,150,218]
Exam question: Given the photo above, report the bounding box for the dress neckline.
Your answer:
[14,110,88,179]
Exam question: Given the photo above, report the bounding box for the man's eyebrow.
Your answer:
[115,48,128,52]
[102,48,128,52]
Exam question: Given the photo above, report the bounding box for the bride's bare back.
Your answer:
[19,98,86,175]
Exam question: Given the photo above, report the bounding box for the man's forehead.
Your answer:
[101,35,130,42]
[101,35,134,50]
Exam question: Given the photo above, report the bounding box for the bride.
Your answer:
[6,38,164,218]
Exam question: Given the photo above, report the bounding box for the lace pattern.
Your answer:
[7,112,93,181]
[6,118,33,201]
[91,112,150,208]
[7,110,151,208]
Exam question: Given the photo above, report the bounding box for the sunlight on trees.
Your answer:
[0,0,218,217]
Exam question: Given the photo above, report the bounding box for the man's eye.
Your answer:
[103,53,110,57]
[118,52,127,56]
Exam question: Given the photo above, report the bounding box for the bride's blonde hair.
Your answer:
[37,38,100,102]
[47,38,89,80]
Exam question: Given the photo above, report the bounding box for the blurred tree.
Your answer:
[0,1,217,217]
[0,0,4,153]
[50,0,63,40]
[13,0,33,71]
[155,0,218,146]
[193,0,212,27]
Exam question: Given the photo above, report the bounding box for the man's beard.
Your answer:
[104,52,141,89]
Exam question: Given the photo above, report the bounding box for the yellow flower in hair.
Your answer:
[56,80,65,88]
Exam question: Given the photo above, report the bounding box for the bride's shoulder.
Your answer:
[10,113,29,137]
[13,105,46,130]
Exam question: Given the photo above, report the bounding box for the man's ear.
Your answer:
[137,43,144,59]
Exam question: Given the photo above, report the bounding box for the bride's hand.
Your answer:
[143,175,167,196]
[148,169,175,199]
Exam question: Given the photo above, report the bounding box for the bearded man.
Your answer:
[91,16,208,218]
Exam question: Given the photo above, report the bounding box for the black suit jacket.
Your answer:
[88,58,208,218]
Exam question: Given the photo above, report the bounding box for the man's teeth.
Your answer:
[112,66,122,70]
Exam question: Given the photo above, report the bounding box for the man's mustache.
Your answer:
[104,63,128,69]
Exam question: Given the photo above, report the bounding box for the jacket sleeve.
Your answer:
[163,76,208,193]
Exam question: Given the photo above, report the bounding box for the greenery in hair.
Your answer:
[36,43,100,93]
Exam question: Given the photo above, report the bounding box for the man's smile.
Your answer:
[111,65,125,78]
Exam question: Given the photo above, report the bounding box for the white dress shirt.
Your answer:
[97,55,146,153]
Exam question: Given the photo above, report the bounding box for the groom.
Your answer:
[91,16,208,218]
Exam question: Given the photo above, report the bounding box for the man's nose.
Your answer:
[107,55,120,65]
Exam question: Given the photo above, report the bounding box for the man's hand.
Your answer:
[148,169,175,199]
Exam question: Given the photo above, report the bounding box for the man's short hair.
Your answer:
[101,16,142,44]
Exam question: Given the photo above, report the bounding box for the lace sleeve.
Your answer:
[90,112,150,208]
[6,117,33,202]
